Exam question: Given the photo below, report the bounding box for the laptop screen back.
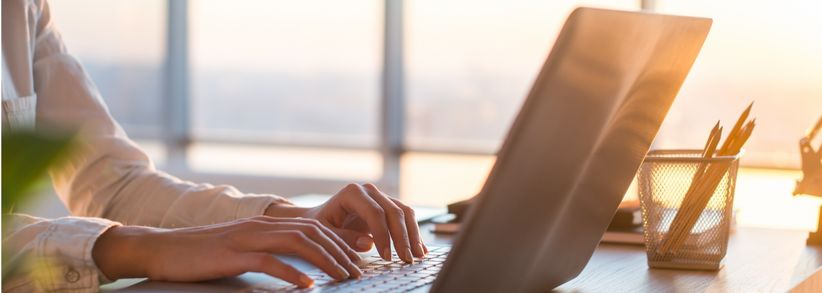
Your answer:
[432,8,711,292]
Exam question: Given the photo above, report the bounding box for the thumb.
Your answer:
[332,228,374,252]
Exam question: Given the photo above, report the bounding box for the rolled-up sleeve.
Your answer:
[23,0,291,228]
[2,214,120,292]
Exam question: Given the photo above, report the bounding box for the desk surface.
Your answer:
[108,224,822,292]
[419,225,822,292]
[558,228,822,292]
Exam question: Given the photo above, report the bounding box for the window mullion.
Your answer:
[380,0,405,196]
[164,0,191,170]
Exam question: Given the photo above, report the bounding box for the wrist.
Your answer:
[264,203,312,218]
[92,226,159,280]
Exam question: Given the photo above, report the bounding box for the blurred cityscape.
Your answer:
[86,60,820,170]
[84,62,525,152]
[54,0,821,170]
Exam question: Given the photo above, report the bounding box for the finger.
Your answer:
[330,227,374,252]
[256,231,351,281]
[389,197,427,257]
[362,183,413,263]
[284,232,353,281]
[280,222,362,279]
[336,184,394,261]
[252,217,363,264]
[292,218,363,263]
[240,253,313,288]
[236,225,354,280]
[235,217,362,278]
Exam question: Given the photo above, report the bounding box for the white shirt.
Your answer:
[2,0,291,291]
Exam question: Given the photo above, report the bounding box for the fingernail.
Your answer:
[356,236,374,250]
[351,266,363,278]
[337,265,350,280]
[299,274,314,288]
[382,248,391,261]
[405,248,414,264]
[418,243,427,256]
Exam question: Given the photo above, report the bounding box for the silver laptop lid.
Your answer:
[432,8,711,292]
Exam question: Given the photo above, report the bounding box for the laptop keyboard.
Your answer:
[250,246,450,292]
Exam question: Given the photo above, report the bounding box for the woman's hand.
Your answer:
[265,183,428,263]
[92,217,362,288]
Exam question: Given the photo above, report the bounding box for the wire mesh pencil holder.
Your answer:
[638,149,739,270]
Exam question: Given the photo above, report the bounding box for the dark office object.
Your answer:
[446,197,475,222]
[794,115,822,197]
[792,115,822,245]
[447,198,642,230]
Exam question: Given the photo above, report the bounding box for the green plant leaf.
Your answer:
[2,130,75,214]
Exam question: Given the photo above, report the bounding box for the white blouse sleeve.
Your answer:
[2,214,120,292]
[28,0,291,228]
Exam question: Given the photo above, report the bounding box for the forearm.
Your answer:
[56,152,289,227]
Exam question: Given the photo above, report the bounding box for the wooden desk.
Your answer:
[417,225,822,292]
[108,224,822,292]
[557,228,822,292]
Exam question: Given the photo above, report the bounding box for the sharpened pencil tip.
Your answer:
[742,102,754,116]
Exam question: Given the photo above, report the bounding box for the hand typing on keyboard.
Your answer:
[265,184,429,263]
[93,183,427,290]
[263,183,429,287]
[253,246,450,293]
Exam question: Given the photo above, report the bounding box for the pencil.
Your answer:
[719,102,753,154]
[666,124,751,253]
[657,124,722,254]
[658,105,756,256]
[664,126,754,255]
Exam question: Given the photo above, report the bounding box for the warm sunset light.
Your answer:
[5,0,821,291]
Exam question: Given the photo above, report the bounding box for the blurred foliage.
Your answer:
[2,129,76,279]
[2,130,75,215]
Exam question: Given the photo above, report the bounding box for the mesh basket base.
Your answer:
[648,260,723,271]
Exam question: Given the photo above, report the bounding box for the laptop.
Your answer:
[117,7,711,293]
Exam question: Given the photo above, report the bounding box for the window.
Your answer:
[49,0,166,137]
[45,0,820,206]
[49,0,167,163]
[405,0,639,152]
[652,0,822,168]
[189,0,381,148]
[402,0,640,205]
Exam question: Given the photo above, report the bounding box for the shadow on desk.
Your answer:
[104,275,266,292]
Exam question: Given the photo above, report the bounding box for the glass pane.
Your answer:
[400,153,494,206]
[190,0,380,147]
[653,0,822,168]
[189,143,381,181]
[405,0,639,152]
[132,139,168,167]
[48,0,166,136]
